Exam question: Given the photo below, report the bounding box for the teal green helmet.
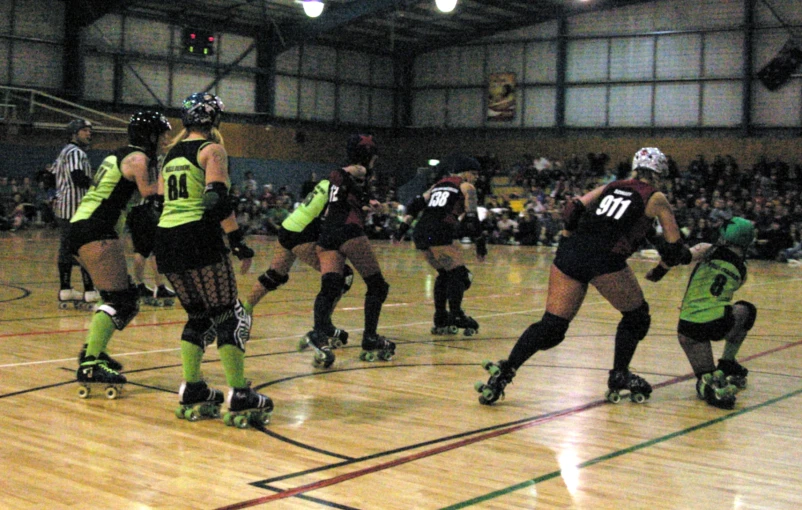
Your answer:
[719,217,755,249]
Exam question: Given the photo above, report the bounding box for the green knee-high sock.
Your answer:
[85,312,116,359]
[219,345,246,388]
[180,341,204,383]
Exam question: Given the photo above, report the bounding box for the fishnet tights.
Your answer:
[166,258,238,316]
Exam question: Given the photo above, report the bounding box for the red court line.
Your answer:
[214,338,802,510]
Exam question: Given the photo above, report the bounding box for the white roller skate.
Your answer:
[59,288,91,310]
[175,381,224,421]
[223,383,274,429]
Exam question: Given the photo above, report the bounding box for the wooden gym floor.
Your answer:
[1,229,801,509]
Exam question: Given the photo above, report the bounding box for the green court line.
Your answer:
[440,387,802,510]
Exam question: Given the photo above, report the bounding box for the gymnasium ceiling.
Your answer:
[80,0,656,57]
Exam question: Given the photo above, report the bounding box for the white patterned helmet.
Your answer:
[181,92,225,128]
[632,147,667,174]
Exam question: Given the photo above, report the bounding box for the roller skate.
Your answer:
[76,356,126,399]
[452,311,479,337]
[223,383,274,429]
[696,370,738,410]
[431,310,457,335]
[137,283,160,306]
[154,285,176,306]
[605,368,652,404]
[298,327,349,351]
[305,329,336,368]
[78,343,123,372]
[475,359,515,405]
[59,288,92,310]
[717,358,748,389]
[359,333,395,362]
[175,381,224,421]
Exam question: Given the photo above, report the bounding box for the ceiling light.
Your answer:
[435,0,458,13]
[299,0,324,18]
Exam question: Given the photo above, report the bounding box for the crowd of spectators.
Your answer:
[0,167,57,231]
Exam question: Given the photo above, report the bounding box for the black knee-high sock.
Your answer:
[364,294,382,337]
[313,293,335,332]
[446,270,466,314]
[80,267,95,292]
[434,270,447,314]
[58,263,73,289]
[613,333,639,371]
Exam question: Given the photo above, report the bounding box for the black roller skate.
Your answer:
[137,283,159,306]
[78,343,123,372]
[76,356,126,399]
[175,381,224,421]
[717,358,748,389]
[696,370,738,410]
[452,311,479,337]
[298,327,349,351]
[154,285,176,306]
[359,333,395,362]
[223,383,274,429]
[305,329,336,368]
[605,369,652,404]
[475,359,515,405]
[431,310,457,335]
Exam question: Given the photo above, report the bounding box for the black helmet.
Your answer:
[128,110,172,156]
[66,118,93,136]
[181,92,224,128]
[346,134,378,166]
[438,152,481,175]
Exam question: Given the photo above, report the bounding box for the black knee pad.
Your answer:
[618,301,651,343]
[97,286,140,330]
[181,314,217,351]
[342,265,354,295]
[215,301,251,351]
[258,269,289,292]
[734,300,757,331]
[451,265,473,291]
[528,312,570,351]
[319,272,346,302]
[364,273,389,304]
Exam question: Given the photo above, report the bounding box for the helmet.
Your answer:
[632,147,667,174]
[181,92,224,128]
[128,110,172,156]
[439,153,481,175]
[67,118,93,136]
[346,134,378,166]
[719,217,755,249]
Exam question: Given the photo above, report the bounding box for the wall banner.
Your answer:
[487,72,516,122]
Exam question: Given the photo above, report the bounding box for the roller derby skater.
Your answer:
[646,216,756,409]
[128,191,177,308]
[477,148,692,406]
[76,356,126,399]
[474,359,515,405]
[176,380,224,421]
[224,383,274,428]
[394,153,486,339]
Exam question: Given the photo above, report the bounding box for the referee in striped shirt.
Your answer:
[50,119,98,305]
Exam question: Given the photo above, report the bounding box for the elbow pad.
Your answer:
[71,170,91,190]
[659,239,692,267]
[405,195,426,218]
[201,182,232,223]
[562,199,585,232]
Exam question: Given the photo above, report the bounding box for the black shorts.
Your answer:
[67,218,119,256]
[412,217,456,251]
[127,204,156,257]
[553,236,628,284]
[318,223,365,251]
[677,306,734,341]
[154,220,227,274]
[278,222,319,251]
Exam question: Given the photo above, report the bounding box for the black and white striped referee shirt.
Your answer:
[49,143,93,220]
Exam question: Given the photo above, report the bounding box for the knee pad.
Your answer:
[528,312,570,351]
[734,300,757,331]
[258,269,289,292]
[181,314,217,351]
[97,286,140,330]
[215,301,251,351]
[319,272,346,302]
[364,273,389,304]
[342,264,354,295]
[451,265,473,291]
[618,301,651,343]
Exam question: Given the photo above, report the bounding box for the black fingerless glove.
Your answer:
[393,222,411,241]
[227,229,254,260]
[645,264,669,282]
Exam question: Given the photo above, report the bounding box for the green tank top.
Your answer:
[679,246,747,323]
[71,146,140,226]
[282,180,330,233]
[159,139,225,228]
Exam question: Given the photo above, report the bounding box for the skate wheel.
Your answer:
[605,390,621,404]
[630,392,647,404]
[379,351,394,361]
[481,387,496,401]
[330,338,343,349]
[77,385,90,398]
[253,412,271,426]
[298,336,311,352]
[234,415,249,429]
[474,381,486,393]
[478,395,491,405]
[463,328,477,337]
[175,406,186,419]
[105,386,119,399]
[59,302,70,310]
[480,360,494,371]
[360,351,377,362]
[163,299,174,306]
[447,325,458,335]
[185,408,200,421]
[223,413,234,426]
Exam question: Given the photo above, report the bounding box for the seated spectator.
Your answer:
[495,211,519,245]
[754,220,793,260]
[516,209,541,246]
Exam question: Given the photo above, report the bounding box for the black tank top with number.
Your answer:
[573,179,657,256]
[322,167,367,228]
[421,175,464,226]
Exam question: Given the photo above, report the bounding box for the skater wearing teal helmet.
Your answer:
[646,216,757,409]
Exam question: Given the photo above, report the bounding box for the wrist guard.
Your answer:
[202,182,232,223]
[227,229,254,260]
